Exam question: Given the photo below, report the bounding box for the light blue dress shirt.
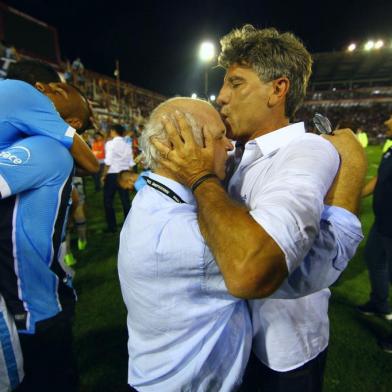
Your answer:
[118,173,252,391]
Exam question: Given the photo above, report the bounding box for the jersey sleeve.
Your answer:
[2,80,75,148]
[0,136,73,199]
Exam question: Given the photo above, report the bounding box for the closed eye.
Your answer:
[228,77,244,88]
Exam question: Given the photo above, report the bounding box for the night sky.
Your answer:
[4,0,392,97]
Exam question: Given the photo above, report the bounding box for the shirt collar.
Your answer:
[252,122,306,156]
[148,172,195,204]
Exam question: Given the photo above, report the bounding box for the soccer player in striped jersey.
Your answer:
[0,60,95,392]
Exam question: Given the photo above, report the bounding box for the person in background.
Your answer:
[382,115,392,153]
[102,124,134,233]
[356,127,368,148]
[117,168,151,192]
[92,132,106,191]
[132,126,141,158]
[358,114,392,353]
[64,176,88,266]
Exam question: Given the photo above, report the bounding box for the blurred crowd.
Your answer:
[0,39,18,78]
[297,101,392,142]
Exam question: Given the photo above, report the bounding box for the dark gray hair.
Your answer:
[218,24,312,119]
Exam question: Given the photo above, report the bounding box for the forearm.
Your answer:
[194,179,287,299]
[70,134,99,173]
[324,156,367,215]
[323,129,368,214]
[325,172,363,215]
[362,176,377,197]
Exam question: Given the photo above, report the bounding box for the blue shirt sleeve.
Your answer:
[0,136,74,199]
[0,80,75,150]
[134,170,151,192]
[269,205,364,299]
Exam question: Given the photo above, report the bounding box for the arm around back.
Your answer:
[70,133,99,173]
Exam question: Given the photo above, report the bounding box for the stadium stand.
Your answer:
[0,1,166,132]
[296,48,392,142]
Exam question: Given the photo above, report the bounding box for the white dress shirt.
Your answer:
[228,122,343,371]
[104,136,134,173]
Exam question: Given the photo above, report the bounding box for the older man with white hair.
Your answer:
[118,97,251,392]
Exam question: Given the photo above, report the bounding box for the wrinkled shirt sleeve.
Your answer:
[270,205,363,299]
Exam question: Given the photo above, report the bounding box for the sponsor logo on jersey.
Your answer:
[0,146,31,165]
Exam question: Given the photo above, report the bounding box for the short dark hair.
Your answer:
[110,124,125,136]
[68,84,94,133]
[7,59,61,85]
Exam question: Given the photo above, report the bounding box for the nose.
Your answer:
[225,137,234,152]
[217,84,230,107]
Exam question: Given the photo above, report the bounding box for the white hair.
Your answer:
[140,99,205,170]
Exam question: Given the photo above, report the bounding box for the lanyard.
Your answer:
[143,176,186,204]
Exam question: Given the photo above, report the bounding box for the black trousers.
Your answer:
[364,224,392,313]
[240,348,328,392]
[15,310,78,392]
[103,173,130,231]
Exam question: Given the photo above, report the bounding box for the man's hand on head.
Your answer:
[322,128,368,214]
[151,111,216,189]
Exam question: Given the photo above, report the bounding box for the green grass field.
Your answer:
[73,145,392,392]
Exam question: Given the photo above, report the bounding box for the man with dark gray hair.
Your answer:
[153,25,366,391]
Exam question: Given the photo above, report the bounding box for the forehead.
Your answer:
[194,105,225,136]
[166,100,225,136]
[224,64,260,81]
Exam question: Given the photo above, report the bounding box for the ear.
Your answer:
[35,82,47,93]
[49,82,69,99]
[268,77,290,108]
[66,117,83,131]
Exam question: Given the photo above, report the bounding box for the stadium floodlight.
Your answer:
[191,93,198,99]
[348,43,356,52]
[199,41,215,62]
[210,94,216,102]
[375,40,384,49]
[199,41,216,98]
[364,40,375,51]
